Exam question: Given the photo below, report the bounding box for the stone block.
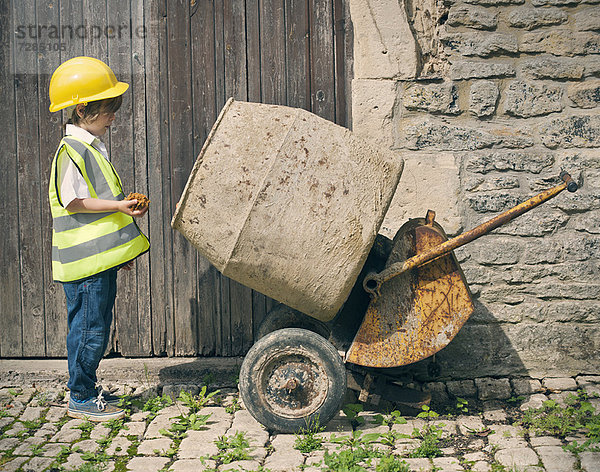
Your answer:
[447,380,478,398]
[441,32,518,57]
[469,80,499,117]
[423,382,450,405]
[511,378,543,395]
[464,175,520,192]
[349,0,418,79]
[568,80,600,108]
[447,5,498,30]
[522,56,585,80]
[465,151,553,174]
[403,82,460,114]
[137,438,173,456]
[475,378,512,400]
[507,6,567,30]
[351,78,398,150]
[402,120,499,150]
[540,115,600,148]
[520,31,600,56]
[504,81,563,118]
[451,61,515,80]
[543,377,578,392]
[467,192,522,213]
[379,152,462,238]
[532,0,600,5]
[467,238,521,265]
[170,459,217,472]
[465,0,524,4]
[575,7,600,32]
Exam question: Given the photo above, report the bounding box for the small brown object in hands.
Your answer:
[125,192,150,211]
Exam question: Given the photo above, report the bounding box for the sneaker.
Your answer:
[96,386,123,407]
[68,393,125,422]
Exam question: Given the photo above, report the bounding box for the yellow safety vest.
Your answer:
[48,136,150,282]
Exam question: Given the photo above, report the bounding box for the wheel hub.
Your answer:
[261,353,329,419]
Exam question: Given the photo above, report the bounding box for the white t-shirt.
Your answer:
[58,124,110,208]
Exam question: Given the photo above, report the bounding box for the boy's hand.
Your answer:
[118,199,148,217]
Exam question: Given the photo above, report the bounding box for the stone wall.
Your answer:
[349,0,600,380]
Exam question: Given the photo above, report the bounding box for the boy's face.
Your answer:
[80,111,116,137]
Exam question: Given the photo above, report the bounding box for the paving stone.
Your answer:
[218,459,263,471]
[45,406,66,422]
[0,437,20,451]
[3,421,26,436]
[169,458,217,471]
[0,417,13,429]
[580,451,600,472]
[0,456,28,472]
[12,436,45,456]
[520,393,548,411]
[90,422,111,440]
[487,425,527,449]
[471,461,491,472]
[105,435,132,456]
[404,457,433,471]
[548,391,577,407]
[62,452,86,470]
[20,406,44,422]
[145,407,181,438]
[126,456,170,472]
[74,438,101,453]
[20,456,55,470]
[118,420,146,438]
[431,419,458,438]
[467,438,485,450]
[530,435,562,447]
[457,416,485,435]
[391,419,426,436]
[34,422,58,439]
[41,442,70,457]
[178,430,220,458]
[263,449,305,472]
[494,447,539,468]
[130,410,151,422]
[228,409,269,446]
[483,401,508,422]
[138,437,174,456]
[50,418,84,442]
[543,377,578,391]
[432,456,464,471]
[535,445,577,472]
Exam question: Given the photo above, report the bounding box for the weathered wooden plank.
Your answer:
[0,0,22,357]
[130,0,153,356]
[105,0,142,356]
[145,0,172,356]
[13,1,46,357]
[38,0,68,357]
[309,0,336,121]
[260,0,287,105]
[285,0,310,109]
[191,0,219,356]
[245,0,261,102]
[168,0,198,355]
[333,0,348,126]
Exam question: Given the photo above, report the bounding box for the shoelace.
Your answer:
[93,392,107,412]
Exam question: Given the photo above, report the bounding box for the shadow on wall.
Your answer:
[400,300,528,383]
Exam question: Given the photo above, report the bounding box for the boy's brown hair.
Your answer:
[67,95,123,127]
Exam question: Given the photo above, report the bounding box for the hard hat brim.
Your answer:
[49,81,129,112]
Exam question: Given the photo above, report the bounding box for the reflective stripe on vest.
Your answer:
[49,136,149,282]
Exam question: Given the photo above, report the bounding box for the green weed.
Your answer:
[142,393,173,420]
[213,431,252,464]
[343,403,365,427]
[294,416,325,453]
[372,410,407,426]
[178,386,219,413]
[375,456,411,472]
[416,404,439,419]
[409,424,443,458]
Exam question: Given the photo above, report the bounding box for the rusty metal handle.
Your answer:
[363,171,578,298]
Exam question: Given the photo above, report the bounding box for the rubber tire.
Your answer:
[256,303,331,340]
[239,328,346,433]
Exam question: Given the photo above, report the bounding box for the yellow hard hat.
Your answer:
[48,56,129,112]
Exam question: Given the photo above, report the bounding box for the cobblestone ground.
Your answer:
[0,375,599,472]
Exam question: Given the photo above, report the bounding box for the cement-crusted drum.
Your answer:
[172,98,403,321]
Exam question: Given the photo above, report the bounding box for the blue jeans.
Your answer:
[63,269,118,401]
